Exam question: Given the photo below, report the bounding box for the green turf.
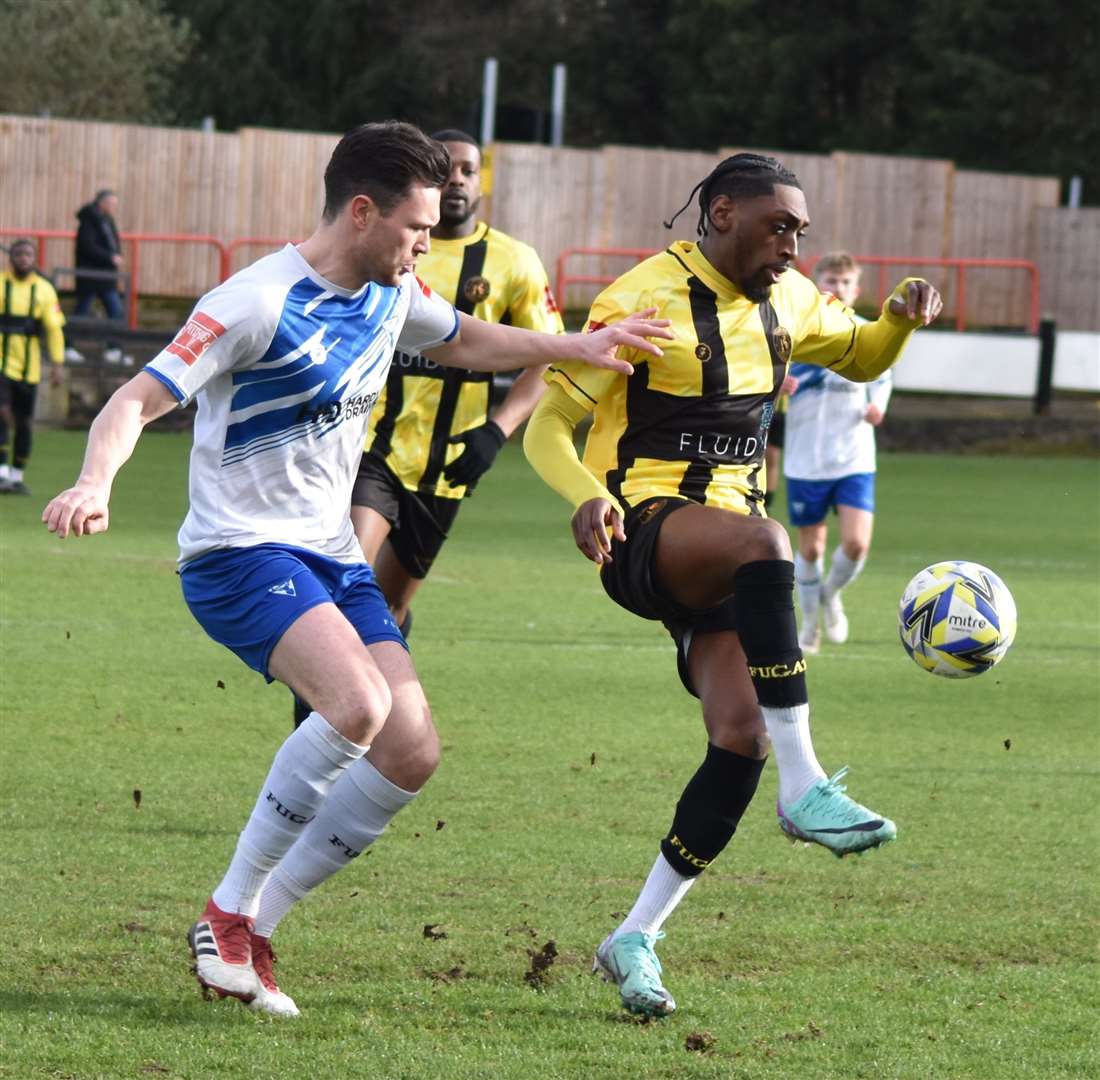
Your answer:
[1,432,1098,1079]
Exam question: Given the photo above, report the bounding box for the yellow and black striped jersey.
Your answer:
[366,222,564,498]
[0,270,66,384]
[546,241,901,516]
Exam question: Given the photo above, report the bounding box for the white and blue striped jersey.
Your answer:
[783,318,892,481]
[146,244,458,564]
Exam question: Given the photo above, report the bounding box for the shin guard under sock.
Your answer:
[660,744,766,877]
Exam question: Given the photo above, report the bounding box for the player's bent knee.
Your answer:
[325,671,393,746]
[800,536,826,561]
[843,539,869,561]
[743,517,792,563]
[704,710,770,760]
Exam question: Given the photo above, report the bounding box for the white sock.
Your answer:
[10,466,23,483]
[762,704,826,807]
[794,552,824,629]
[253,759,417,937]
[0,464,8,482]
[824,546,865,599]
[211,711,367,918]
[614,852,696,940]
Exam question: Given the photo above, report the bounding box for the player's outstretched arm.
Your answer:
[802,277,943,383]
[427,310,672,375]
[42,371,178,538]
[523,384,626,565]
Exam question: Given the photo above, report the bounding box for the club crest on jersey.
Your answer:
[771,326,793,364]
[463,275,491,304]
[695,342,713,362]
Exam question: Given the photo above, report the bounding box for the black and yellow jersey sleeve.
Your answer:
[0,271,66,384]
[366,223,564,498]
[782,271,919,381]
[546,243,918,518]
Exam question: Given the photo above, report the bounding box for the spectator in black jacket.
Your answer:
[74,190,124,320]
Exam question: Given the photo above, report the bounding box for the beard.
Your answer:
[741,276,773,304]
[438,194,479,229]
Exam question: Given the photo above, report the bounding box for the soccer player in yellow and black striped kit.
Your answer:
[352,130,563,626]
[1,239,66,495]
[525,153,943,1017]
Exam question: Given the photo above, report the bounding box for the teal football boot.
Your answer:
[593,931,676,1017]
[778,767,897,856]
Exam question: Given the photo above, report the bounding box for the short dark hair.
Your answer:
[95,189,116,204]
[665,153,802,236]
[431,129,481,153]
[323,121,451,220]
[9,237,35,254]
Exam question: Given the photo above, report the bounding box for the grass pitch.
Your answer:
[1,431,1098,1079]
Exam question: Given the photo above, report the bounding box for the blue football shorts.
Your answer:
[180,543,405,681]
[786,473,876,527]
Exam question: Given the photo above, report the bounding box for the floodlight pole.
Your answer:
[550,63,567,147]
[481,57,498,146]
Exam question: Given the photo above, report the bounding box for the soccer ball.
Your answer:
[898,561,1017,678]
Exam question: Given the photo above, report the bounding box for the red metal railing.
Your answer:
[226,237,299,274]
[0,228,229,330]
[555,248,1042,334]
[1,229,1041,336]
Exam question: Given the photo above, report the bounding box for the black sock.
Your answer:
[733,559,807,708]
[660,744,766,877]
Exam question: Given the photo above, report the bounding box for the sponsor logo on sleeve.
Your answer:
[543,284,561,314]
[166,311,227,366]
[414,275,433,297]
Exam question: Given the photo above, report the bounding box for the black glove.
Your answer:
[442,420,507,489]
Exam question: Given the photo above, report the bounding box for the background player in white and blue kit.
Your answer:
[784,252,892,653]
[42,121,671,1018]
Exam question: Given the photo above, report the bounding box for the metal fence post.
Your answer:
[1034,319,1056,415]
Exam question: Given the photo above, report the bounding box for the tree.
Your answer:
[0,0,193,123]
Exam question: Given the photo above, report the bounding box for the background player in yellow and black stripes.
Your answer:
[525,153,942,1017]
[0,238,66,495]
[354,130,563,626]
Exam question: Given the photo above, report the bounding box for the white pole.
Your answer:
[550,63,567,147]
[481,57,498,146]
[1067,175,1083,209]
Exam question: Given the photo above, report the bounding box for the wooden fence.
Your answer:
[1,113,1093,329]
[1035,207,1100,332]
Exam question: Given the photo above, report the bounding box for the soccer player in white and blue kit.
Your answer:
[42,121,671,1018]
[785,253,892,653]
